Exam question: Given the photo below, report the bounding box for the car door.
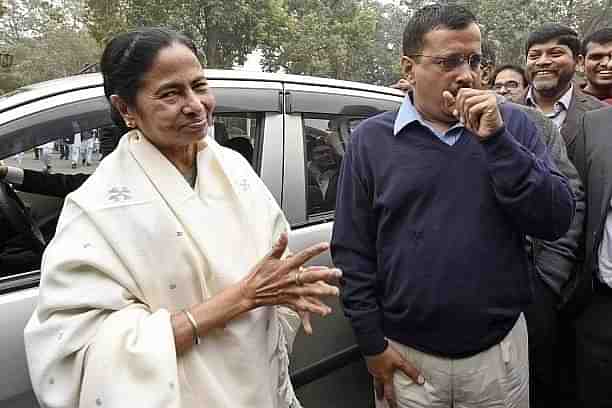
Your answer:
[282,82,402,407]
[0,86,112,408]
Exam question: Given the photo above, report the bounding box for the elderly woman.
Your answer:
[24,28,340,408]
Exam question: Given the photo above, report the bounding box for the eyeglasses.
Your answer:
[411,53,483,72]
[493,80,521,91]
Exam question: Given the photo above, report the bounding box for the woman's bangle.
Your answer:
[183,309,201,345]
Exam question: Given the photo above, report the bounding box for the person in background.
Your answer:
[306,138,340,213]
[80,129,95,166]
[69,121,82,169]
[40,140,55,172]
[332,4,574,408]
[572,106,612,408]
[524,23,605,153]
[581,28,612,104]
[493,64,529,103]
[24,27,341,408]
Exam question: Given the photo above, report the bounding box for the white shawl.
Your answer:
[24,130,302,408]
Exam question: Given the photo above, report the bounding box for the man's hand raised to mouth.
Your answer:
[443,88,503,140]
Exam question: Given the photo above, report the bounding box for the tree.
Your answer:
[260,0,379,81]
[0,0,101,93]
[84,0,286,68]
[353,1,406,85]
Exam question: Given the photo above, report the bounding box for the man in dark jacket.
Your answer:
[572,106,612,408]
[524,24,605,154]
[0,167,90,275]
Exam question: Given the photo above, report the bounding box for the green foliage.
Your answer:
[260,0,380,81]
[84,0,286,69]
[0,0,101,93]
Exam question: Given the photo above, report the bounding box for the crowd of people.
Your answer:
[16,124,100,172]
[0,3,610,407]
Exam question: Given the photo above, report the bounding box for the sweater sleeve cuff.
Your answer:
[351,310,388,356]
[479,125,530,165]
[479,125,506,146]
[5,166,24,185]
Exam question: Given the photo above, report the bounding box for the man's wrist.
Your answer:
[479,124,506,144]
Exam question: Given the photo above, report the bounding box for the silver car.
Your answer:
[0,70,403,407]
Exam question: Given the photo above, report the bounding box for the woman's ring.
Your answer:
[295,267,305,286]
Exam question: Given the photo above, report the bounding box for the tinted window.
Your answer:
[214,112,262,170]
[296,91,400,218]
[1,97,112,278]
[303,113,366,216]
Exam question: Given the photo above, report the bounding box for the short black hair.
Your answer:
[582,27,612,55]
[402,4,478,56]
[493,64,528,87]
[100,27,198,134]
[525,23,580,58]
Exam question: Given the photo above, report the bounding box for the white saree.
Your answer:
[24,130,302,408]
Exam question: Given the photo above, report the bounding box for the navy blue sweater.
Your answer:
[331,104,574,358]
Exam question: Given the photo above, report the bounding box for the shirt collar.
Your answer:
[526,83,574,111]
[394,94,463,137]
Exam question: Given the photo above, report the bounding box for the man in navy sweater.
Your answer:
[331,4,574,408]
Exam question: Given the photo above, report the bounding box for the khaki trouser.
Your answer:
[376,314,529,408]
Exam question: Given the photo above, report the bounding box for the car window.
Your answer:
[5,125,103,175]
[0,95,113,279]
[285,87,400,222]
[303,114,366,216]
[214,112,262,170]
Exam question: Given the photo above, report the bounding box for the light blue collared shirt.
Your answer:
[394,95,464,146]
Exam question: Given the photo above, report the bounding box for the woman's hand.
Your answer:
[240,233,341,328]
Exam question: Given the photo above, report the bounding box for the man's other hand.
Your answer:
[366,343,424,408]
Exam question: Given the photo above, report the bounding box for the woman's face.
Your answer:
[126,43,215,150]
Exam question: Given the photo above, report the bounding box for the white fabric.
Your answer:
[41,142,54,169]
[70,132,82,164]
[80,138,95,165]
[24,130,302,408]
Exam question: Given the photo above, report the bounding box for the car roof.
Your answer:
[0,69,404,114]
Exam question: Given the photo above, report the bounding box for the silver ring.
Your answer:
[295,267,305,286]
